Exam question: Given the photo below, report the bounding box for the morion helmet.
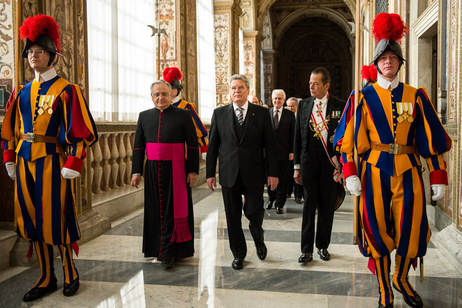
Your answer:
[372,13,408,67]
[162,67,184,93]
[20,15,63,67]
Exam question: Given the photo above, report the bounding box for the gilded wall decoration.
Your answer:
[214,13,230,106]
[0,1,13,115]
[263,53,273,105]
[157,0,178,71]
[448,0,457,123]
[262,10,272,49]
[243,39,255,92]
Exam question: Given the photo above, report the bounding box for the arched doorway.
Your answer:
[275,17,352,100]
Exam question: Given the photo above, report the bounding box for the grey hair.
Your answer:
[287,97,298,106]
[151,79,172,91]
[229,74,250,89]
[272,89,286,99]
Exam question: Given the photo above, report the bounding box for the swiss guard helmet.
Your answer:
[372,13,408,73]
[162,67,184,94]
[20,14,63,67]
[361,63,378,87]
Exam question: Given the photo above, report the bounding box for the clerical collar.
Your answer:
[35,67,57,82]
[233,101,249,111]
[377,74,399,90]
[172,96,181,103]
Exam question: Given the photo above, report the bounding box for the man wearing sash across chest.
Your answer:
[1,15,98,301]
[334,13,451,308]
[293,67,345,264]
[131,80,199,270]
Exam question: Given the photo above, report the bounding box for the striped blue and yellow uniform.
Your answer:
[335,82,451,306]
[173,99,208,153]
[338,82,451,260]
[2,76,97,246]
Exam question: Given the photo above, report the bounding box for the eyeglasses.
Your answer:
[26,49,45,55]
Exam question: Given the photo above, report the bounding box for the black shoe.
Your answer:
[23,281,58,302]
[317,249,330,261]
[378,303,393,308]
[298,253,313,263]
[63,278,80,297]
[266,200,274,209]
[392,282,423,308]
[161,258,174,269]
[232,258,244,270]
[295,197,303,204]
[256,243,267,260]
[276,207,284,214]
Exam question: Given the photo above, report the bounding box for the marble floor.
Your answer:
[0,183,461,308]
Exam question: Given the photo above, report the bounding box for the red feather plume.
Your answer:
[372,12,408,44]
[361,64,378,82]
[163,67,183,83]
[19,14,61,53]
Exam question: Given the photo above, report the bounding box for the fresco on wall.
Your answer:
[0,1,14,117]
[214,13,230,106]
[156,0,177,72]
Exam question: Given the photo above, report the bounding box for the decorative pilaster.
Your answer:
[243,31,264,96]
[214,0,242,106]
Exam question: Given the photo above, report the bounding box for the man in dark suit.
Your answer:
[285,97,303,204]
[293,67,345,263]
[206,74,279,270]
[266,90,295,214]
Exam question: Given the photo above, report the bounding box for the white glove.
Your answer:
[345,175,362,196]
[5,162,16,180]
[61,167,80,179]
[431,184,446,201]
[201,152,207,161]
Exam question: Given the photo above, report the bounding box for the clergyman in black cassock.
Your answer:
[131,80,199,267]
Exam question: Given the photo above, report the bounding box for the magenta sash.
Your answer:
[146,143,192,243]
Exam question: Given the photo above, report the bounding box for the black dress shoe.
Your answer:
[266,200,274,209]
[276,207,284,214]
[232,258,244,270]
[63,278,80,297]
[317,248,330,261]
[392,282,423,308]
[298,253,313,263]
[378,303,393,308]
[295,197,303,204]
[23,281,58,302]
[161,258,174,269]
[256,243,267,260]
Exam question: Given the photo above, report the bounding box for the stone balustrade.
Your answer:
[90,123,137,196]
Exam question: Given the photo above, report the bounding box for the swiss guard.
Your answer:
[333,13,451,308]
[162,66,208,160]
[1,14,97,301]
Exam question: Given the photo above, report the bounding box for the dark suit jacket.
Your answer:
[294,94,346,175]
[270,107,295,161]
[206,102,278,189]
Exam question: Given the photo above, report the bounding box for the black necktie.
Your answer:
[273,109,279,129]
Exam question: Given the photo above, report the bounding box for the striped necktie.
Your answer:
[237,107,244,125]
